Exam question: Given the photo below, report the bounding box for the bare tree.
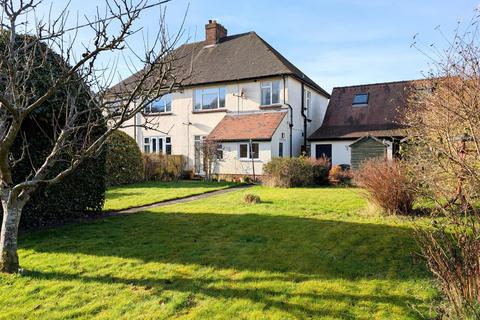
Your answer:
[405,15,480,318]
[0,0,190,273]
[201,139,221,181]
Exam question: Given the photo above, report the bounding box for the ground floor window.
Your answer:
[239,142,259,159]
[144,136,171,155]
[279,142,284,157]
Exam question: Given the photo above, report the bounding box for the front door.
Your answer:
[315,144,332,161]
[194,135,205,175]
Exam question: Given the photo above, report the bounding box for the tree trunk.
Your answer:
[0,199,22,273]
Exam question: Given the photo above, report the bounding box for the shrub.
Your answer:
[105,131,143,186]
[308,157,330,185]
[2,33,106,229]
[353,158,416,215]
[243,193,261,204]
[328,165,353,186]
[415,214,480,319]
[143,154,186,181]
[263,157,313,187]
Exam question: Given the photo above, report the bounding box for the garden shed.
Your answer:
[350,136,389,169]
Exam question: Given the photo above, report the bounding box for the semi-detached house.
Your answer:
[110,20,330,176]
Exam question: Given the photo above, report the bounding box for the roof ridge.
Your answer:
[251,33,330,97]
[333,79,423,89]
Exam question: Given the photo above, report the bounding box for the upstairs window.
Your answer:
[145,94,172,114]
[194,87,226,110]
[261,80,281,105]
[352,93,369,106]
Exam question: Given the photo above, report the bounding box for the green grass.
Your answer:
[0,186,437,319]
[103,180,237,211]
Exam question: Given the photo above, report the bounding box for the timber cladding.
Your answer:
[350,138,386,169]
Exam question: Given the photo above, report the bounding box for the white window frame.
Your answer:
[305,90,311,117]
[194,87,226,111]
[239,142,259,160]
[144,94,172,114]
[260,80,281,106]
[143,136,171,155]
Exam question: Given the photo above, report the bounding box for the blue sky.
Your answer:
[26,0,480,92]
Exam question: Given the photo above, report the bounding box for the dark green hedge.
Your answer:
[1,32,106,229]
[105,130,143,186]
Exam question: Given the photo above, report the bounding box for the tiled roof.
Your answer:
[309,80,419,140]
[207,111,287,141]
[109,32,329,97]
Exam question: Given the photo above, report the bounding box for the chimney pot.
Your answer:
[205,20,227,45]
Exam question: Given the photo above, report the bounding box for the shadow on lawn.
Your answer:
[21,212,432,318]
[25,268,427,319]
[109,181,236,190]
[22,212,428,281]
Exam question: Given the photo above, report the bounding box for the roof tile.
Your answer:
[208,111,287,141]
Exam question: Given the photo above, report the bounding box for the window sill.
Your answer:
[239,159,262,162]
[192,108,227,114]
[352,104,368,108]
[143,112,173,116]
[259,104,283,109]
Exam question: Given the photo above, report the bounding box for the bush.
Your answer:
[143,154,186,181]
[243,193,261,204]
[263,157,313,187]
[2,33,106,229]
[308,157,330,185]
[353,158,416,215]
[328,165,353,186]
[105,131,143,186]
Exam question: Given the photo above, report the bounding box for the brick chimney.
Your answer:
[205,20,227,45]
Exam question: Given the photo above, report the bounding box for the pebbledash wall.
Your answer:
[120,75,329,175]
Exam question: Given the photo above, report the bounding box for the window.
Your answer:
[239,144,248,158]
[194,87,226,110]
[108,100,124,116]
[279,142,284,157]
[143,136,171,155]
[239,142,259,159]
[352,93,369,106]
[165,137,172,155]
[305,90,311,117]
[261,80,281,105]
[144,138,150,153]
[250,143,259,159]
[145,94,172,114]
[216,144,223,160]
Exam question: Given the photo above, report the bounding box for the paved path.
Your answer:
[116,184,253,214]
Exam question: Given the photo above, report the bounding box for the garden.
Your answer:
[0,186,437,319]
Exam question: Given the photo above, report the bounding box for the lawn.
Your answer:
[0,186,437,319]
[103,180,237,211]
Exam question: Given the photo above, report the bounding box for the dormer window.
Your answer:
[352,93,369,106]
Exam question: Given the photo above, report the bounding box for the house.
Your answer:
[308,80,417,169]
[110,20,330,176]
